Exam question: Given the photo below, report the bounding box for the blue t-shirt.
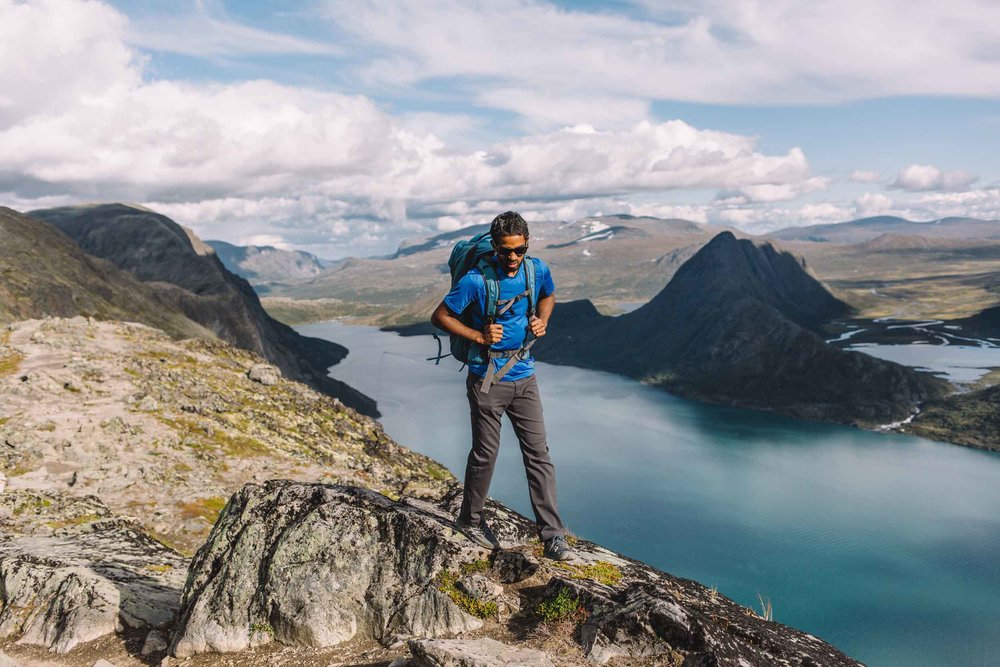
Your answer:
[443,256,555,381]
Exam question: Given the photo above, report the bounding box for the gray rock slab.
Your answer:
[171,482,489,658]
[0,503,187,654]
[408,638,554,667]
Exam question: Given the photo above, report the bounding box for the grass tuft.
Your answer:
[536,587,582,623]
[436,570,499,619]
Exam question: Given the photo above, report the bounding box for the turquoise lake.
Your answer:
[298,321,1000,667]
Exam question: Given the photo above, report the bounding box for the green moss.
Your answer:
[536,587,582,623]
[555,560,622,587]
[460,558,492,575]
[436,570,499,619]
[44,513,102,530]
[178,496,228,524]
[144,563,174,573]
[426,461,451,481]
[0,351,23,376]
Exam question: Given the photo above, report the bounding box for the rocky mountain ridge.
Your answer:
[27,204,376,416]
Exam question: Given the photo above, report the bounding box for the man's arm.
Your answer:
[530,293,555,337]
[431,302,504,346]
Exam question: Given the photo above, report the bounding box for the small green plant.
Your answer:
[460,558,491,575]
[426,461,451,481]
[436,570,499,619]
[536,587,581,623]
[248,621,274,639]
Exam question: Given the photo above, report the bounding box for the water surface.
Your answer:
[299,321,1000,667]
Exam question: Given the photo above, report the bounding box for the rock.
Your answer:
[387,658,411,667]
[0,649,19,667]
[0,493,186,653]
[247,363,280,386]
[408,638,554,667]
[0,557,120,653]
[170,482,486,658]
[456,574,503,603]
[0,473,6,494]
[491,549,538,583]
[142,629,169,656]
[137,395,159,412]
[92,661,118,667]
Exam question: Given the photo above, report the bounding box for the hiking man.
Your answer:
[430,211,575,561]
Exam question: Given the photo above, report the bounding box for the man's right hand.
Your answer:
[480,323,504,346]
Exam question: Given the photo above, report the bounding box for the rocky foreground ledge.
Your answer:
[171,480,859,666]
[0,479,862,666]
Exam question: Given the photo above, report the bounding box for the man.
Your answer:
[431,211,575,561]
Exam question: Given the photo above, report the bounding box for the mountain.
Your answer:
[270,215,724,324]
[28,203,377,416]
[205,239,325,288]
[0,206,209,339]
[767,215,1000,244]
[534,231,950,425]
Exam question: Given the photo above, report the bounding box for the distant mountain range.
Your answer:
[24,204,376,416]
[766,215,1000,244]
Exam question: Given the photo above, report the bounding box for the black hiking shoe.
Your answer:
[543,535,576,561]
[455,518,501,550]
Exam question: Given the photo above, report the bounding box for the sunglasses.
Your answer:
[495,244,529,257]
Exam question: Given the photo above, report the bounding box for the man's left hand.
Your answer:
[529,315,547,337]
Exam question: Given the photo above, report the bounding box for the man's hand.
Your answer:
[481,323,504,346]
[529,315,547,337]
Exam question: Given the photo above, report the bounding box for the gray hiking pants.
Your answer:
[459,372,566,541]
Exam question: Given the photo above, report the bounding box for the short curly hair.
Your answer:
[490,211,529,243]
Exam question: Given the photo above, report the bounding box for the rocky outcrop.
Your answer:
[170,483,485,657]
[0,492,186,653]
[0,317,451,555]
[28,203,376,416]
[170,480,862,666]
[536,231,950,426]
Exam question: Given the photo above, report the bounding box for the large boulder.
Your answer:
[170,482,491,658]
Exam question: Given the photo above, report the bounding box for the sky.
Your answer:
[2,0,999,258]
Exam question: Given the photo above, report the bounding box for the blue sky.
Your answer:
[2,0,999,257]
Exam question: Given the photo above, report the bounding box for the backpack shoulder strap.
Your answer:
[477,256,501,322]
[523,256,537,316]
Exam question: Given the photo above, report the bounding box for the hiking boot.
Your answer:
[455,518,500,550]
[543,535,576,561]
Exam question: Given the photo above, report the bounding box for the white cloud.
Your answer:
[0,0,138,128]
[239,234,291,250]
[850,169,881,183]
[0,0,818,257]
[890,164,979,192]
[915,188,1000,220]
[854,193,895,217]
[127,13,340,58]
[324,0,1000,124]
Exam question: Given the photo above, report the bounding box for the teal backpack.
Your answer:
[432,230,537,390]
